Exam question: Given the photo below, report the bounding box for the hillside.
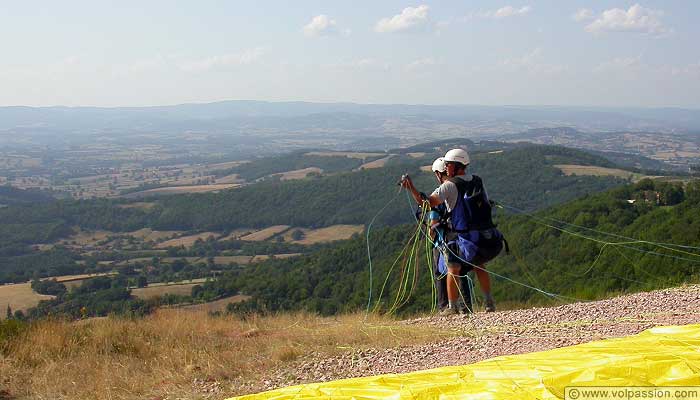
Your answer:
[1,284,698,399]
[201,178,700,316]
[15,176,697,320]
[0,143,631,285]
[0,143,625,243]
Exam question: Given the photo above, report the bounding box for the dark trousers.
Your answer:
[433,248,473,312]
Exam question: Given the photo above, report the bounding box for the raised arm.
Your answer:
[400,175,443,208]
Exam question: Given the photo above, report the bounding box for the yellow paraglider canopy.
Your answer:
[228,324,700,400]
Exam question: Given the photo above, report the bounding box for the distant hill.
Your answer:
[211,178,700,316]
[500,127,696,172]
[2,101,699,135]
[0,143,635,283]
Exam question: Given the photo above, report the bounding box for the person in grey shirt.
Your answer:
[402,148,503,314]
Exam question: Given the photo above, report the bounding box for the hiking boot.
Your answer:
[483,293,496,312]
[439,307,459,316]
[458,305,473,315]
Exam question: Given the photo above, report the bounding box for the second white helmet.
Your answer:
[431,157,447,173]
[444,148,470,166]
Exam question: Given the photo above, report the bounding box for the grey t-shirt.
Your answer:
[431,174,489,212]
[431,175,471,212]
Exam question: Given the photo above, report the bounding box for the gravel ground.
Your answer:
[226,285,700,397]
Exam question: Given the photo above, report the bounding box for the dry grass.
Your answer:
[0,311,445,400]
[219,229,256,241]
[128,228,182,242]
[239,226,290,242]
[211,256,254,265]
[304,151,385,159]
[554,164,648,182]
[273,167,322,181]
[216,173,244,184]
[358,155,395,170]
[53,273,116,283]
[250,253,302,263]
[0,283,53,316]
[125,184,241,197]
[406,152,426,158]
[205,160,249,170]
[178,295,251,313]
[131,283,200,300]
[283,225,364,245]
[160,257,203,264]
[59,229,113,246]
[156,232,222,249]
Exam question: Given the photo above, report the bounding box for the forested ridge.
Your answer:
[203,178,700,316]
[0,143,638,284]
[3,142,696,319]
[213,150,382,181]
[0,144,625,242]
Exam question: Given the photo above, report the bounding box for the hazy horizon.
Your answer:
[2,1,699,108]
[3,99,700,111]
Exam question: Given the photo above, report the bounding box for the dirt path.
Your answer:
[234,285,700,396]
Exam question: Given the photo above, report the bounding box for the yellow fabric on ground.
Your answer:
[229,324,700,400]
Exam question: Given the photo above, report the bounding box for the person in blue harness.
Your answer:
[401,148,504,314]
[423,157,472,313]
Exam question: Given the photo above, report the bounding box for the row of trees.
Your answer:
[14,179,700,320]
[0,144,632,285]
[203,179,700,316]
[27,276,153,319]
[214,150,381,181]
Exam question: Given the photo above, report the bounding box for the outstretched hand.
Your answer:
[399,174,413,189]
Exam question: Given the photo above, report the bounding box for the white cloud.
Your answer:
[406,57,439,71]
[435,19,452,32]
[303,15,347,37]
[111,55,173,77]
[375,5,431,33]
[584,4,670,36]
[594,56,643,73]
[179,48,265,72]
[325,58,391,71]
[573,8,594,22]
[670,62,700,77]
[478,5,531,19]
[501,48,567,74]
[594,57,700,80]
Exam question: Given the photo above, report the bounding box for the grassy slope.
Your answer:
[0,311,446,400]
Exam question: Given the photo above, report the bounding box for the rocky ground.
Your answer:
[226,285,700,397]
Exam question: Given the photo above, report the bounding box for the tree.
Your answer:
[291,229,305,241]
[137,275,148,288]
[6,304,12,319]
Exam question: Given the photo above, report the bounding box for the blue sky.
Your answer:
[1,1,699,107]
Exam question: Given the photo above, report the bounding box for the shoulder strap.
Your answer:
[447,176,469,196]
[448,175,482,197]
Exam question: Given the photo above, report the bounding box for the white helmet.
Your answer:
[431,157,447,173]
[444,148,470,166]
